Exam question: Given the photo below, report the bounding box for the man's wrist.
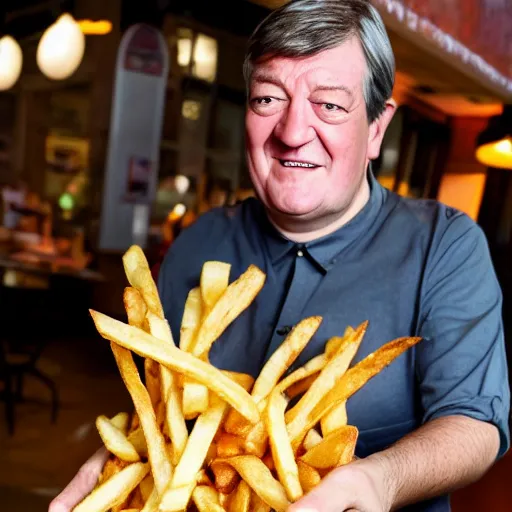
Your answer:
[362,451,401,511]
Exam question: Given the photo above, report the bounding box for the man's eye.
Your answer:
[323,103,341,111]
[254,97,273,105]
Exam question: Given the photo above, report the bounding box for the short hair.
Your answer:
[244,0,395,123]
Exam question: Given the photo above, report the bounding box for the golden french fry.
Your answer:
[303,336,423,444]
[98,455,129,486]
[140,487,159,512]
[213,456,290,512]
[266,390,303,502]
[212,461,240,495]
[300,426,358,470]
[321,400,348,436]
[251,492,272,512]
[297,461,321,494]
[324,325,355,359]
[303,429,323,451]
[145,312,188,465]
[144,358,161,412]
[217,433,246,458]
[90,311,260,424]
[252,316,322,403]
[109,343,172,496]
[200,261,231,313]
[225,316,322,438]
[192,265,266,358]
[285,374,319,400]
[180,287,203,352]
[72,462,149,512]
[109,412,131,434]
[183,381,209,419]
[228,480,251,512]
[197,469,213,486]
[218,492,231,508]
[122,245,164,319]
[286,322,367,448]
[161,371,254,511]
[126,486,144,509]
[193,486,226,512]
[127,427,148,458]
[96,415,140,462]
[244,419,268,458]
[139,473,154,502]
[123,287,148,329]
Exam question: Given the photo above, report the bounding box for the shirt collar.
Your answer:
[260,169,385,272]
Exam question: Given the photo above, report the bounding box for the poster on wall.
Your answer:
[99,24,169,251]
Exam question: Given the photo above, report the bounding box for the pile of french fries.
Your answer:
[74,245,421,512]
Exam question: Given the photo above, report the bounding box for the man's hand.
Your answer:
[289,457,393,512]
[48,447,108,512]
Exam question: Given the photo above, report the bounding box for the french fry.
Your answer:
[324,325,355,359]
[140,487,159,512]
[212,461,240,495]
[286,322,367,449]
[251,492,272,512]
[98,455,129,486]
[160,373,253,512]
[110,412,131,434]
[180,287,203,352]
[298,336,423,447]
[266,390,303,502]
[321,400,348,436]
[139,473,154,501]
[196,469,213,486]
[300,426,358,470]
[297,461,321,494]
[200,261,231,313]
[228,480,251,512]
[214,456,290,512]
[96,415,140,462]
[122,245,164,319]
[192,265,266,358]
[303,429,323,451]
[109,344,172,496]
[73,462,149,512]
[124,287,148,329]
[217,433,246,458]
[127,427,148,458]
[285,374,319,400]
[90,311,260,424]
[182,381,209,419]
[193,486,226,512]
[146,312,188,465]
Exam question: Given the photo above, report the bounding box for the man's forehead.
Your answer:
[250,38,367,89]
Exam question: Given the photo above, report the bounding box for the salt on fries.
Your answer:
[74,245,422,511]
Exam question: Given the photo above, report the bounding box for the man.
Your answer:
[50,1,510,511]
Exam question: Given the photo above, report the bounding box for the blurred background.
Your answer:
[0,0,510,510]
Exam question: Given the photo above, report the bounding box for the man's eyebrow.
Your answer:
[313,84,354,97]
[250,72,286,90]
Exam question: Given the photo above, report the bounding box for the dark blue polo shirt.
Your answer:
[157,172,510,511]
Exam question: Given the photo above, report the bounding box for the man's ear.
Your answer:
[367,99,397,161]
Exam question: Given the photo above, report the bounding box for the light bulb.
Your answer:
[0,36,23,91]
[174,175,190,194]
[37,13,85,80]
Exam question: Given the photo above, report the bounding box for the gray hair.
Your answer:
[243,0,395,123]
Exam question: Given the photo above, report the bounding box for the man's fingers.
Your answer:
[49,447,108,512]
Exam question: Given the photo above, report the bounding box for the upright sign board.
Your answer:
[99,24,169,251]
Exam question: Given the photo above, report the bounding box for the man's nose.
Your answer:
[274,100,315,148]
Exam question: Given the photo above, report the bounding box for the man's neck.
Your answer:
[267,177,371,243]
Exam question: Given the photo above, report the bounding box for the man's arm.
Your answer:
[291,415,500,512]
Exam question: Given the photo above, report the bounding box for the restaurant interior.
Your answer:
[0,0,511,510]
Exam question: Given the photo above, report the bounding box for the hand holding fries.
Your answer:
[73,245,422,511]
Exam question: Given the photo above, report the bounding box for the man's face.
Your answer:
[245,37,393,229]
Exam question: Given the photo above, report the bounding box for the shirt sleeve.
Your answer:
[417,212,510,457]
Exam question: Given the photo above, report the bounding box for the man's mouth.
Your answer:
[279,160,319,168]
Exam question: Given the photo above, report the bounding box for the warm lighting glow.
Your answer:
[476,137,512,170]
[193,34,217,82]
[174,175,190,194]
[168,203,187,222]
[77,19,112,35]
[0,36,23,91]
[37,13,85,80]
[181,100,201,121]
[177,28,193,67]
